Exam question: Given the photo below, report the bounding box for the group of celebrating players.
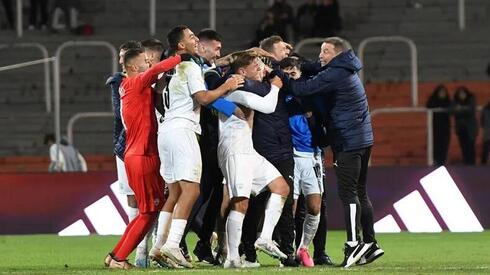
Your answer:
[104,24,384,270]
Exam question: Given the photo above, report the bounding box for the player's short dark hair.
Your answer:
[123,48,144,67]
[167,25,189,54]
[259,35,283,53]
[197,29,222,42]
[230,51,258,73]
[323,37,351,53]
[119,40,142,52]
[141,38,165,53]
[279,57,301,70]
[43,133,55,145]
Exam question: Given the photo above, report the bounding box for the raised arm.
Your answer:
[226,85,280,114]
[138,55,182,87]
[286,67,351,96]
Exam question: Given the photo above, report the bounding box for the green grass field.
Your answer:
[1,231,489,274]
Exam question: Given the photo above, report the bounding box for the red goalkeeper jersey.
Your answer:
[120,55,181,156]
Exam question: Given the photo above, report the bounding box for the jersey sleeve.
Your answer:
[186,62,207,95]
[226,85,280,114]
[138,55,182,88]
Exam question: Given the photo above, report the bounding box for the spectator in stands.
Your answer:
[252,11,282,47]
[452,87,478,165]
[1,0,14,29]
[28,0,49,30]
[426,85,451,166]
[267,0,294,41]
[295,0,317,40]
[43,133,87,172]
[314,0,342,37]
[480,101,490,164]
[51,0,79,32]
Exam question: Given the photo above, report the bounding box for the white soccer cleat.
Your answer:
[254,238,287,260]
[223,259,244,268]
[149,247,181,269]
[242,259,261,268]
[161,245,193,268]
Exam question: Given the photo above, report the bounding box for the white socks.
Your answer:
[127,207,138,222]
[165,219,187,248]
[153,211,172,250]
[300,213,320,249]
[226,210,245,261]
[260,193,285,240]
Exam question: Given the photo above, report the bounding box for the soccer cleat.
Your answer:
[223,259,244,268]
[242,259,261,268]
[313,253,334,266]
[281,254,300,267]
[254,238,287,260]
[134,256,149,268]
[149,247,182,269]
[357,242,384,265]
[297,247,314,267]
[193,240,216,264]
[104,253,113,267]
[340,242,372,268]
[161,245,194,268]
[108,259,133,270]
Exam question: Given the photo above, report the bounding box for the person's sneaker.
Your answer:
[193,240,216,264]
[134,255,149,268]
[108,259,133,270]
[149,247,181,269]
[104,253,113,267]
[281,254,300,267]
[297,247,314,267]
[242,259,261,268]
[340,242,372,268]
[214,248,227,266]
[357,242,384,265]
[254,238,287,260]
[161,245,193,268]
[313,253,334,266]
[223,259,244,268]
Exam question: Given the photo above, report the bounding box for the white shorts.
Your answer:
[221,152,282,199]
[116,156,134,195]
[293,154,324,200]
[159,128,202,184]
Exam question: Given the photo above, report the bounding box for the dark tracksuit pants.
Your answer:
[241,157,295,261]
[334,146,376,244]
[294,177,328,257]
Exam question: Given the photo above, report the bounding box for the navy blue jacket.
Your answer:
[243,78,293,163]
[106,72,126,160]
[286,50,374,152]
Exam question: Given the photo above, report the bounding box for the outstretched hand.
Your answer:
[224,74,245,91]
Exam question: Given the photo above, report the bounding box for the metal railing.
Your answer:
[371,106,483,165]
[459,0,466,31]
[15,0,22,37]
[53,41,118,164]
[67,112,113,144]
[358,36,419,107]
[0,43,52,112]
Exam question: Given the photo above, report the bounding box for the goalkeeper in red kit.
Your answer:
[104,47,191,269]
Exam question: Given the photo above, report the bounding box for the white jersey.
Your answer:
[218,85,279,159]
[161,61,206,134]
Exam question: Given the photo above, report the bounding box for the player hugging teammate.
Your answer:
[104,26,384,270]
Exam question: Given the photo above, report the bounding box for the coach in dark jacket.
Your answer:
[285,37,383,267]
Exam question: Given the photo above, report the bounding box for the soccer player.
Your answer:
[280,57,324,267]
[105,48,183,270]
[156,25,243,268]
[106,40,152,268]
[219,52,289,268]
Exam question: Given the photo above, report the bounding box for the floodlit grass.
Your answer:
[0,231,489,274]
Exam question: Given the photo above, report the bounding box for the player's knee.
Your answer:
[231,197,248,213]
